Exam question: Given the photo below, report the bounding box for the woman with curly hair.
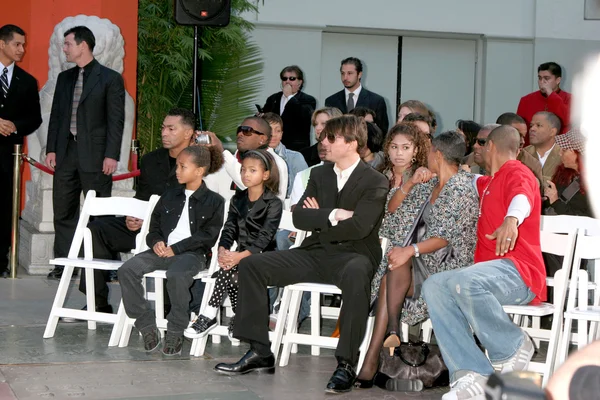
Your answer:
[357,131,479,390]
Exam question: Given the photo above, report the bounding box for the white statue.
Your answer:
[23,15,135,231]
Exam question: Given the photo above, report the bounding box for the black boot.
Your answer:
[325,361,356,393]
[214,349,275,375]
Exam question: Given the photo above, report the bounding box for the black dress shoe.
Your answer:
[214,349,275,375]
[1,269,8,279]
[47,267,63,280]
[325,361,356,394]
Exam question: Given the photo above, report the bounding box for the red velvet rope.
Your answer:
[22,154,140,181]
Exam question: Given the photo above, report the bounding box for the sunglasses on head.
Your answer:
[281,76,298,82]
[475,138,487,146]
[237,125,265,136]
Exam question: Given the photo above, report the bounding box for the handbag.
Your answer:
[378,340,449,389]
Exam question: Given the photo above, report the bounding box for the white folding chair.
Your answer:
[44,191,159,344]
[118,201,229,348]
[189,209,304,357]
[502,230,577,386]
[557,233,600,367]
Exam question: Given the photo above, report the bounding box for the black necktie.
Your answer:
[1,68,9,98]
[347,92,355,112]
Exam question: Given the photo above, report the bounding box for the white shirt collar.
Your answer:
[0,61,15,85]
[537,143,556,168]
[344,85,362,102]
[333,156,361,191]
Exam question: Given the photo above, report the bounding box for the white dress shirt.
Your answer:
[537,143,556,168]
[280,92,297,115]
[328,157,361,226]
[344,85,362,108]
[0,61,15,87]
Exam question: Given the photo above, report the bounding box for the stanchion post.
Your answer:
[10,144,23,279]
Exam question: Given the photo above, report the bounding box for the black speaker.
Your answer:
[174,0,231,26]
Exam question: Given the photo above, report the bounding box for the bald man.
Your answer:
[422,126,545,400]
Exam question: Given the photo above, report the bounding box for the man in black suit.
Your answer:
[262,65,316,151]
[325,57,389,134]
[214,115,389,394]
[71,108,192,316]
[45,26,125,279]
[0,25,42,278]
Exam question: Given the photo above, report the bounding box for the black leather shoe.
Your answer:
[214,349,275,375]
[325,361,356,394]
[47,267,64,280]
[1,269,8,279]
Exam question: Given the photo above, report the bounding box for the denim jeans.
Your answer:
[422,259,535,381]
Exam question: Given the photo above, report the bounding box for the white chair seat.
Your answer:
[564,306,600,320]
[503,303,554,317]
[50,257,124,270]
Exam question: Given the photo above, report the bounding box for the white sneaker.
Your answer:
[442,372,488,400]
[492,331,535,373]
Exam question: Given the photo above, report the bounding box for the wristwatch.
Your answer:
[412,243,420,258]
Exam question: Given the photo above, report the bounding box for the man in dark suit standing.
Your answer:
[262,65,316,151]
[325,57,389,134]
[0,25,42,278]
[45,26,125,279]
[214,115,389,394]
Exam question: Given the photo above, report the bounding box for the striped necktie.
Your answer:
[70,68,84,136]
[1,68,8,98]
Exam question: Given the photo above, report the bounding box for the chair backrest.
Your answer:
[69,191,157,259]
[134,194,161,253]
[565,232,600,310]
[280,209,307,249]
[541,215,600,236]
[206,200,230,274]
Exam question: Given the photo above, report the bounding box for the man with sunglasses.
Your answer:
[214,115,389,394]
[261,65,316,152]
[208,117,288,201]
[464,124,500,175]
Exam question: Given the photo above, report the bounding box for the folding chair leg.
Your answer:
[190,279,216,357]
[108,300,127,347]
[280,290,302,367]
[119,317,135,347]
[310,291,321,356]
[557,316,573,367]
[577,319,588,349]
[85,268,98,330]
[531,317,542,348]
[271,287,292,361]
[44,266,75,338]
[289,291,303,355]
[154,277,165,336]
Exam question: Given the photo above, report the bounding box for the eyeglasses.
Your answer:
[475,138,487,146]
[317,131,340,143]
[281,76,298,82]
[237,125,265,136]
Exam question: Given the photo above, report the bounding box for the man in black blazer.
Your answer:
[325,57,389,134]
[262,65,316,151]
[214,115,389,393]
[0,25,42,278]
[45,26,125,279]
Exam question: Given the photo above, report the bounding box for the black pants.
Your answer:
[53,138,112,260]
[0,145,14,270]
[79,216,137,307]
[234,247,375,365]
[118,250,206,335]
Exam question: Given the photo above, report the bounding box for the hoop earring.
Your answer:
[411,157,416,165]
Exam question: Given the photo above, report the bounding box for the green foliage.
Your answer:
[136,0,262,154]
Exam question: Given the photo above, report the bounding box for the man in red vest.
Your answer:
[517,62,570,145]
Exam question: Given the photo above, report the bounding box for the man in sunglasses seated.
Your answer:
[260,65,316,152]
[463,124,500,175]
[213,115,389,394]
[208,117,288,202]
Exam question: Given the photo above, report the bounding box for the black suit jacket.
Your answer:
[47,59,125,172]
[219,188,283,254]
[262,90,316,151]
[293,161,388,267]
[135,147,181,201]
[146,182,225,257]
[0,65,42,146]
[325,88,389,134]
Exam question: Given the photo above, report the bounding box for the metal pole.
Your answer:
[10,144,23,279]
[192,26,199,119]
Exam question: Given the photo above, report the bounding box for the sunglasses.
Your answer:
[237,125,266,136]
[475,138,487,146]
[317,131,340,144]
[281,76,298,82]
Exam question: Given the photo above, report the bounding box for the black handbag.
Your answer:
[378,341,449,389]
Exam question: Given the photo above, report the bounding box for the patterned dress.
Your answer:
[372,170,479,326]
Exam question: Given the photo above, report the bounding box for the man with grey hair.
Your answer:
[463,124,500,175]
[523,111,562,183]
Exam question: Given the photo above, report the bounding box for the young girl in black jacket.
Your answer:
[185,149,283,339]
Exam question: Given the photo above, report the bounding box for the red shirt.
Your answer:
[517,90,571,145]
[475,160,546,304]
